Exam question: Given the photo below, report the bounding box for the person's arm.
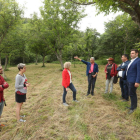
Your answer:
[135,59,140,88]
[117,65,122,71]
[104,65,108,73]
[74,56,88,65]
[15,75,25,89]
[114,64,118,76]
[2,81,9,89]
[62,71,69,90]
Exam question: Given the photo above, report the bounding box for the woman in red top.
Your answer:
[62,62,78,106]
[104,58,118,94]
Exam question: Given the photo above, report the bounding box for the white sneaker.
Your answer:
[20,115,26,118]
[63,103,69,106]
[73,100,79,102]
[19,119,26,122]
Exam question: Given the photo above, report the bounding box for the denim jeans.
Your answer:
[63,83,76,103]
[119,78,129,100]
[127,82,137,110]
[0,101,4,116]
[105,77,114,93]
[87,73,97,95]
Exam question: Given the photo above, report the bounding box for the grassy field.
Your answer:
[0,63,140,140]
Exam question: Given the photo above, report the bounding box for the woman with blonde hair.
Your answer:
[62,62,78,106]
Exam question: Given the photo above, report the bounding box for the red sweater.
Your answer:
[105,63,118,79]
[0,75,9,102]
[62,69,72,88]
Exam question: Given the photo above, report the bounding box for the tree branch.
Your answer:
[118,4,139,25]
[119,0,135,7]
[69,0,95,5]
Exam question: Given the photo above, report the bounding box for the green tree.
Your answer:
[40,0,85,69]
[0,0,22,64]
[70,0,140,28]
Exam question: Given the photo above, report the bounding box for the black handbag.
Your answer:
[113,76,118,84]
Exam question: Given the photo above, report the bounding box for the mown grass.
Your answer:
[0,63,140,140]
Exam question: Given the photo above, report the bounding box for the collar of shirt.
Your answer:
[131,57,138,62]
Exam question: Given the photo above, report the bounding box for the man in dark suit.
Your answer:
[117,54,130,102]
[126,49,140,114]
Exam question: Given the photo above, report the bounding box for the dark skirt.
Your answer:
[15,92,26,103]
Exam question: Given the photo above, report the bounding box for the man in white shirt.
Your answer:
[117,54,130,102]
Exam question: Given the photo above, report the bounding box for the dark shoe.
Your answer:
[86,93,90,96]
[91,93,94,96]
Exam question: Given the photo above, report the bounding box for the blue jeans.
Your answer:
[63,83,76,103]
[119,78,129,100]
[127,82,137,110]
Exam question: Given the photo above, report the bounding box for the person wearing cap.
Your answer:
[74,56,98,96]
[117,54,130,102]
[104,58,118,94]
[0,65,9,127]
[15,63,30,122]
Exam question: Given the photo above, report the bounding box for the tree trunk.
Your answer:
[35,54,38,65]
[23,56,25,63]
[42,55,45,67]
[4,55,8,71]
[55,50,63,69]
[3,70,7,80]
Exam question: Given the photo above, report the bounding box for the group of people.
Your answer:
[0,63,30,126]
[0,49,139,126]
[62,49,140,114]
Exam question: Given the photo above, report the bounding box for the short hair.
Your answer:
[122,54,129,60]
[90,57,95,60]
[17,63,26,71]
[131,49,139,53]
[64,62,71,69]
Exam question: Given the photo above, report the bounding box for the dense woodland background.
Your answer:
[1,0,140,72]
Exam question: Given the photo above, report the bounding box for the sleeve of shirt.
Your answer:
[117,66,121,71]
[136,59,140,83]
[15,75,24,89]
[120,62,130,70]
[96,64,99,72]
[62,71,69,88]
[81,60,88,65]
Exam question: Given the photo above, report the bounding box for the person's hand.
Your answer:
[0,85,2,87]
[118,64,121,67]
[135,83,139,88]
[105,71,108,73]
[26,83,30,87]
[92,75,96,78]
[74,56,78,59]
[66,88,68,91]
